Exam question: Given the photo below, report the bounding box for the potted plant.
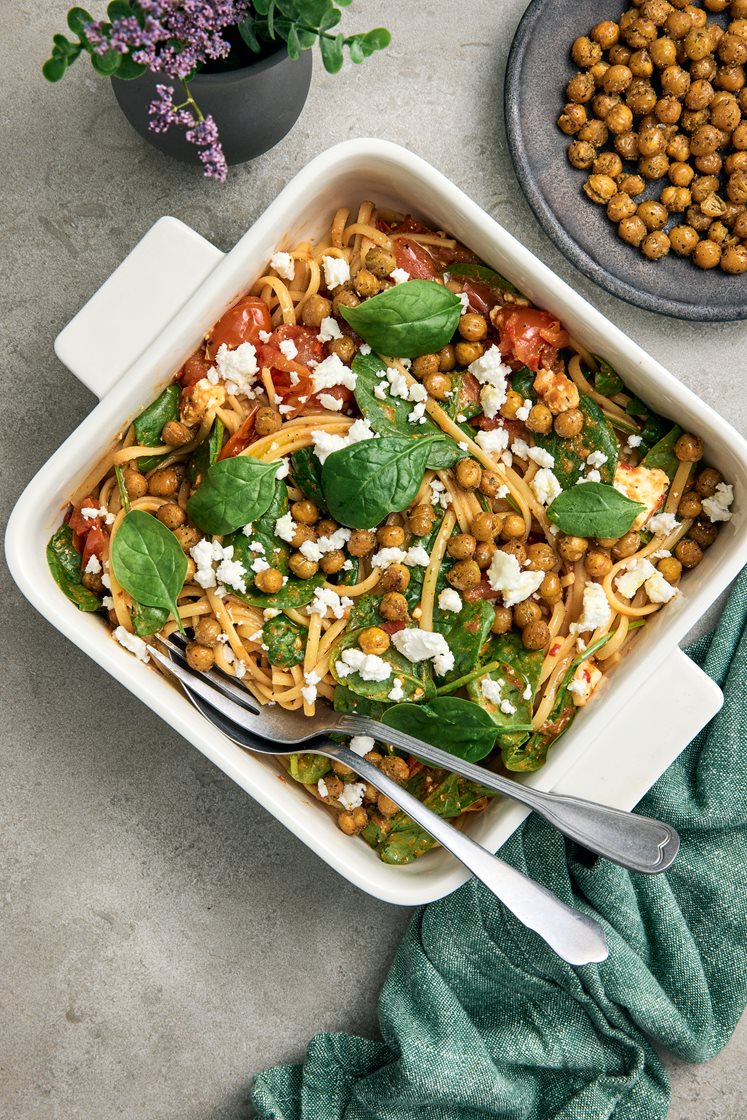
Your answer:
[43,2,390,180]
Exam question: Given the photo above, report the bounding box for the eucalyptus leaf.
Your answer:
[46,524,101,612]
[547,482,646,538]
[339,280,462,358]
[133,384,180,472]
[111,510,187,629]
[382,697,498,763]
[114,54,147,79]
[321,435,438,529]
[187,457,278,536]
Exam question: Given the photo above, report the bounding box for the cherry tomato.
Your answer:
[259,325,328,417]
[379,619,407,635]
[178,350,212,387]
[68,496,100,536]
[81,522,108,570]
[218,405,259,460]
[462,578,500,602]
[392,236,437,280]
[496,308,569,373]
[297,383,353,416]
[266,324,324,368]
[208,296,272,357]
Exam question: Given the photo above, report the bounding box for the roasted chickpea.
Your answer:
[686,204,713,230]
[423,371,452,400]
[380,591,409,621]
[627,80,659,114]
[711,94,741,132]
[156,501,186,531]
[523,620,551,651]
[604,63,634,93]
[675,432,705,461]
[586,548,613,577]
[609,43,632,65]
[380,563,410,593]
[301,293,332,327]
[637,199,668,230]
[365,246,397,278]
[359,626,390,656]
[639,152,671,178]
[594,152,624,180]
[592,19,620,49]
[173,524,201,553]
[675,538,704,567]
[572,35,603,68]
[716,63,746,92]
[474,541,496,569]
[447,559,482,590]
[526,542,557,571]
[454,341,484,366]
[733,211,747,238]
[161,420,193,447]
[608,191,639,222]
[186,641,215,672]
[694,467,722,497]
[408,506,435,538]
[665,9,694,37]
[491,605,514,634]
[578,120,609,147]
[721,243,747,273]
[352,268,380,298]
[670,223,700,255]
[194,616,222,648]
[539,571,563,603]
[720,30,747,63]
[81,569,103,595]
[612,531,642,559]
[184,557,196,582]
[447,533,477,560]
[412,352,440,378]
[630,48,655,77]
[619,173,647,197]
[684,26,713,60]
[331,288,360,317]
[655,95,683,124]
[471,512,499,542]
[558,534,589,561]
[567,71,596,102]
[514,600,542,628]
[148,467,179,497]
[377,524,405,549]
[288,553,318,580]
[123,467,148,500]
[453,458,480,491]
[657,555,683,583]
[500,540,527,565]
[661,185,692,210]
[606,103,635,133]
[318,550,344,576]
[734,122,747,150]
[501,514,526,540]
[255,406,282,437]
[290,499,319,526]
[558,102,589,134]
[618,215,649,245]
[255,566,284,593]
[693,238,723,268]
[668,160,695,187]
[641,0,671,25]
[667,132,691,161]
[328,335,357,364]
[727,171,747,204]
[337,807,368,835]
[688,519,719,549]
[458,313,488,342]
[347,528,376,556]
[525,402,553,434]
[552,408,584,439]
[650,35,678,67]
[678,490,703,518]
[707,219,730,242]
[480,470,503,498]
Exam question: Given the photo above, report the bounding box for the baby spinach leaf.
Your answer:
[291,446,329,514]
[263,614,306,668]
[187,456,278,536]
[382,696,498,763]
[131,603,170,638]
[187,417,225,486]
[333,684,388,720]
[642,425,682,481]
[467,631,542,739]
[329,627,434,704]
[289,753,331,784]
[321,435,438,529]
[639,412,672,449]
[111,510,187,629]
[339,280,462,358]
[593,356,624,397]
[133,384,180,472]
[235,573,325,611]
[346,592,384,631]
[46,524,101,612]
[434,600,494,684]
[337,556,360,586]
[510,365,535,401]
[547,482,646,538]
[503,689,576,772]
[446,261,521,296]
[248,481,290,573]
[351,352,465,469]
[533,394,618,489]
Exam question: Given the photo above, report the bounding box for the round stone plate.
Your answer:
[505,0,747,322]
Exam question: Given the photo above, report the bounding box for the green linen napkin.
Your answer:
[253,568,747,1120]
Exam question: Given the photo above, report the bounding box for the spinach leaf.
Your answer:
[187,417,225,487]
[321,435,438,529]
[503,688,576,772]
[46,524,101,612]
[247,481,290,573]
[446,261,521,296]
[382,696,498,763]
[640,413,672,449]
[187,456,278,536]
[547,481,646,538]
[333,684,388,720]
[337,556,360,586]
[593,356,624,397]
[434,600,494,684]
[339,280,462,358]
[111,510,187,629]
[642,425,682,481]
[235,573,325,611]
[133,384,180,473]
[263,614,306,668]
[346,592,384,631]
[329,627,434,703]
[467,631,543,742]
[533,394,618,489]
[510,365,535,401]
[289,753,331,784]
[291,446,329,514]
[131,603,170,638]
[351,352,465,469]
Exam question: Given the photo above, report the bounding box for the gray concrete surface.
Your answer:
[1,2,745,1118]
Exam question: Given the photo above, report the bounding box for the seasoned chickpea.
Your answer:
[148,467,179,497]
[686,204,713,230]
[638,200,669,230]
[720,30,747,63]
[526,542,557,571]
[290,499,319,526]
[359,626,390,656]
[707,219,730,242]
[609,43,632,65]
[480,470,503,498]
[500,540,527,565]
[688,520,719,548]
[81,569,104,595]
[558,534,589,561]
[412,352,440,378]
[612,531,642,559]
[337,807,368,835]
[619,172,647,196]
[675,433,705,462]
[458,313,488,342]
[380,592,408,621]
[675,538,704,567]
[447,559,482,590]
[539,571,563,603]
[727,171,747,204]
[377,524,406,550]
[604,63,634,92]
[474,541,496,569]
[627,80,658,114]
[716,64,746,92]
[348,528,376,556]
[161,420,193,447]
[586,548,613,577]
[353,268,380,298]
[455,458,481,490]
[320,550,346,576]
[694,237,723,270]
[424,372,452,400]
[471,512,499,542]
[526,402,554,433]
[254,406,282,437]
[523,620,551,651]
[554,408,584,437]
[639,152,671,178]
[637,127,666,158]
[642,230,672,259]
[514,600,542,628]
[572,35,603,68]
[328,335,357,364]
[667,132,691,161]
[184,557,196,582]
[661,185,692,211]
[567,71,595,102]
[734,122,747,150]
[721,244,747,273]
[733,211,747,238]
[655,95,683,124]
[606,103,635,133]
[579,119,610,146]
[657,556,683,584]
[365,245,397,278]
[455,341,484,366]
[665,9,694,38]
[630,48,655,77]
[437,344,456,373]
[156,501,186,531]
[568,139,597,169]
[255,566,284,593]
[650,35,678,67]
[592,20,620,49]
[607,191,638,222]
[408,508,435,538]
[380,563,410,593]
[684,26,713,60]
[711,95,741,133]
[186,641,215,672]
[491,605,513,634]
[618,215,649,245]
[694,466,722,497]
[123,467,148,499]
[193,616,222,649]
[668,160,695,188]
[558,102,589,134]
[173,524,201,553]
[501,514,526,540]
[301,293,332,327]
[678,491,703,518]
[331,289,360,316]
[447,533,477,560]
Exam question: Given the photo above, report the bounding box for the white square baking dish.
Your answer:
[7,139,744,905]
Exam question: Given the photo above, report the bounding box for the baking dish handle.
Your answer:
[54,216,224,401]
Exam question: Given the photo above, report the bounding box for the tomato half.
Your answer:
[218,405,260,460]
[392,236,437,280]
[496,308,570,373]
[81,522,108,569]
[178,350,213,386]
[68,496,99,536]
[208,296,272,357]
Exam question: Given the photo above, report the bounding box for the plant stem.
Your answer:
[435,659,503,697]
[174,78,204,121]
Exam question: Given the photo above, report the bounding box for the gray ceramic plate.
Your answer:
[505,0,747,322]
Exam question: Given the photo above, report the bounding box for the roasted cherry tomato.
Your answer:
[260,325,330,416]
[496,308,569,373]
[81,522,108,569]
[462,578,500,603]
[178,350,213,386]
[208,296,272,357]
[68,496,100,537]
[392,236,437,280]
[218,405,260,460]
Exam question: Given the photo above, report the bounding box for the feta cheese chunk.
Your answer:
[84,553,102,575]
[391,628,455,676]
[318,392,344,412]
[270,251,295,280]
[531,467,562,507]
[390,268,410,284]
[336,648,392,682]
[387,677,405,701]
[311,352,357,393]
[571,581,613,634]
[568,664,603,707]
[438,588,463,613]
[212,341,259,398]
[113,627,149,663]
[645,568,679,604]
[311,418,375,464]
[613,463,669,530]
[647,511,679,537]
[307,587,353,619]
[702,482,734,524]
[279,338,298,361]
[475,428,509,455]
[349,735,375,757]
[615,557,657,599]
[487,550,545,607]
[317,316,343,342]
[274,512,297,543]
[321,255,350,290]
[338,782,366,810]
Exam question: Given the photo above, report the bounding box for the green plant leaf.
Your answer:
[533,393,619,489]
[503,686,576,772]
[333,684,388,720]
[107,0,132,20]
[466,631,544,740]
[289,753,331,784]
[286,23,302,58]
[593,355,624,397]
[319,30,345,72]
[46,524,102,611]
[339,279,462,358]
[382,696,498,763]
[321,435,437,529]
[362,27,391,50]
[114,53,148,79]
[263,614,306,668]
[111,510,187,628]
[237,14,262,50]
[290,446,329,513]
[132,384,180,472]
[90,48,122,75]
[329,627,434,704]
[187,457,278,536]
[642,425,682,481]
[225,481,290,575]
[446,260,520,296]
[42,57,68,81]
[434,600,494,684]
[187,417,225,487]
[547,482,646,538]
[131,603,170,638]
[67,7,93,36]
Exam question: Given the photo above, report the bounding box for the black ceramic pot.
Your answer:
[111,45,312,166]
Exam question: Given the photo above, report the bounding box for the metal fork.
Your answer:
[148,640,609,966]
[154,636,679,876]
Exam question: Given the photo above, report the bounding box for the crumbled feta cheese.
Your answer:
[476,427,509,455]
[299,540,323,562]
[408,401,427,424]
[113,627,149,663]
[374,382,389,401]
[390,268,410,284]
[405,545,431,567]
[84,553,101,575]
[270,251,295,280]
[274,512,297,543]
[317,778,329,798]
[429,478,451,509]
[215,546,247,593]
[468,345,511,392]
[531,467,562,507]
[251,556,270,574]
[311,352,357,394]
[349,735,375,757]
[390,628,455,676]
[371,546,407,569]
[248,541,265,554]
[338,782,366,810]
[258,330,271,343]
[310,418,375,464]
[408,381,428,403]
[438,588,463,613]
[487,550,544,607]
[480,383,507,419]
[522,682,533,700]
[212,341,259,398]
[647,511,679,536]
[318,392,344,412]
[359,343,371,355]
[645,569,679,604]
[457,291,470,314]
[500,699,517,715]
[317,316,343,342]
[321,255,350,290]
[568,664,602,707]
[586,450,608,469]
[301,670,321,706]
[515,398,532,422]
[275,459,289,480]
[455,413,466,423]
[481,678,504,705]
[615,557,656,599]
[387,677,405,701]
[702,483,734,524]
[578,468,601,485]
[511,439,555,469]
[307,587,353,619]
[263,608,281,620]
[101,572,111,589]
[336,648,392,682]
[627,434,642,448]
[278,404,294,416]
[102,595,114,610]
[385,365,409,399]
[279,338,298,361]
[571,581,613,633]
